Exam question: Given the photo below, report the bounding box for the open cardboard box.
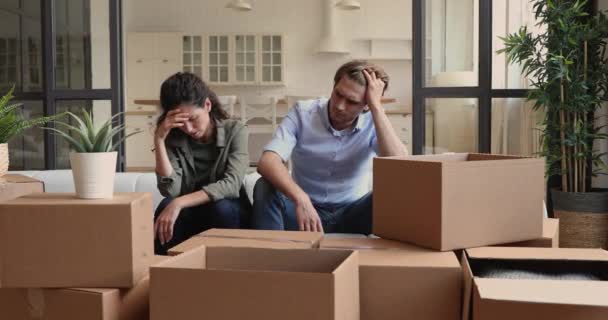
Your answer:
[462,247,608,320]
[0,193,154,288]
[168,228,323,256]
[374,153,545,251]
[151,246,359,320]
[321,237,462,320]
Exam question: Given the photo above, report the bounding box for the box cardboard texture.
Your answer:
[151,246,359,320]
[504,218,559,248]
[0,193,154,288]
[321,237,462,320]
[0,255,168,320]
[167,228,323,256]
[462,247,608,320]
[0,174,44,202]
[373,153,544,251]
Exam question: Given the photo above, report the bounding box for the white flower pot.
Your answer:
[0,143,8,177]
[70,151,117,199]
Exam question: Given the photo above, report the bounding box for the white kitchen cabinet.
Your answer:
[125,114,157,170]
[207,35,230,84]
[126,32,182,111]
[234,34,257,84]
[259,35,284,85]
[183,35,203,78]
[204,34,284,86]
[387,113,412,155]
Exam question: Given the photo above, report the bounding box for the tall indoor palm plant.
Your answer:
[499,0,608,248]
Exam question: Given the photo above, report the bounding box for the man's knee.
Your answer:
[209,199,246,228]
[253,177,277,203]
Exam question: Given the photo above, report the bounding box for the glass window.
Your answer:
[425,0,478,87]
[492,98,544,156]
[492,0,542,89]
[54,0,111,89]
[425,98,479,154]
[7,100,45,170]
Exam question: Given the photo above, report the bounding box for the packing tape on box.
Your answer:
[26,289,46,319]
[200,234,315,244]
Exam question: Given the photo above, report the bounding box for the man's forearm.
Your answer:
[257,151,310,205]
[370,106,408,157]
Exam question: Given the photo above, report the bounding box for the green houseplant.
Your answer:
[0,87,64,176]
[49,109,139,199]
[499,0,608,248]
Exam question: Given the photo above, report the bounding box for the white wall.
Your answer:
[123,0,413,109]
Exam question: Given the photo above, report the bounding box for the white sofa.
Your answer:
[9,170,369,238]
[9,170,263,212]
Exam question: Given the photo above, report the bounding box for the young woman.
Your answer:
[153,72,250,254]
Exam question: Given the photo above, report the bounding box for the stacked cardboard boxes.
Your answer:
[1,152,602,320]
[0,192,159,320]
[370,153,607,319]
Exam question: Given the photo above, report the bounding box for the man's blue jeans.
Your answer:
[251,178,372,234]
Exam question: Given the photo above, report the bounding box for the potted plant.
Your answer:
[0,87,64,177]
[499,0,608,248]
[48,109,139,199]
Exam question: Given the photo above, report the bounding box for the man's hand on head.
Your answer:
[363,69,386,113]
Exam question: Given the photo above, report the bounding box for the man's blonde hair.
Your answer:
[333,60,390,94]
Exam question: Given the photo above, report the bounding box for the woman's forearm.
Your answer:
[155,138,174,177]
[174,190,211,210]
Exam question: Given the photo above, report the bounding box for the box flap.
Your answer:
[544,218,559,238]
[1,174,42,184]
[320,237,459,268]
[377,153,468,163]
[154,246,207,270]
[475,278,608,307]
[467,247,608,262]
[206,247,352,274]
[200,228,322,245]
[466,153,529,161]
[461,253,474,320]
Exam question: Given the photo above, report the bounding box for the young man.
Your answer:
[252,60,407,234]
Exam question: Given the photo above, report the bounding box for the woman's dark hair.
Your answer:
[157,72,229,127]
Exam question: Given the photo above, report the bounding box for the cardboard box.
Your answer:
[373,153,544,251]
[463,247,608,320]
[151,246,359,320]
[0,174,44,202]
[167,228,323,256]
[0,193,154,288]
[321,237,462,320]
[0,255,168,320]
[504,218,559,248]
